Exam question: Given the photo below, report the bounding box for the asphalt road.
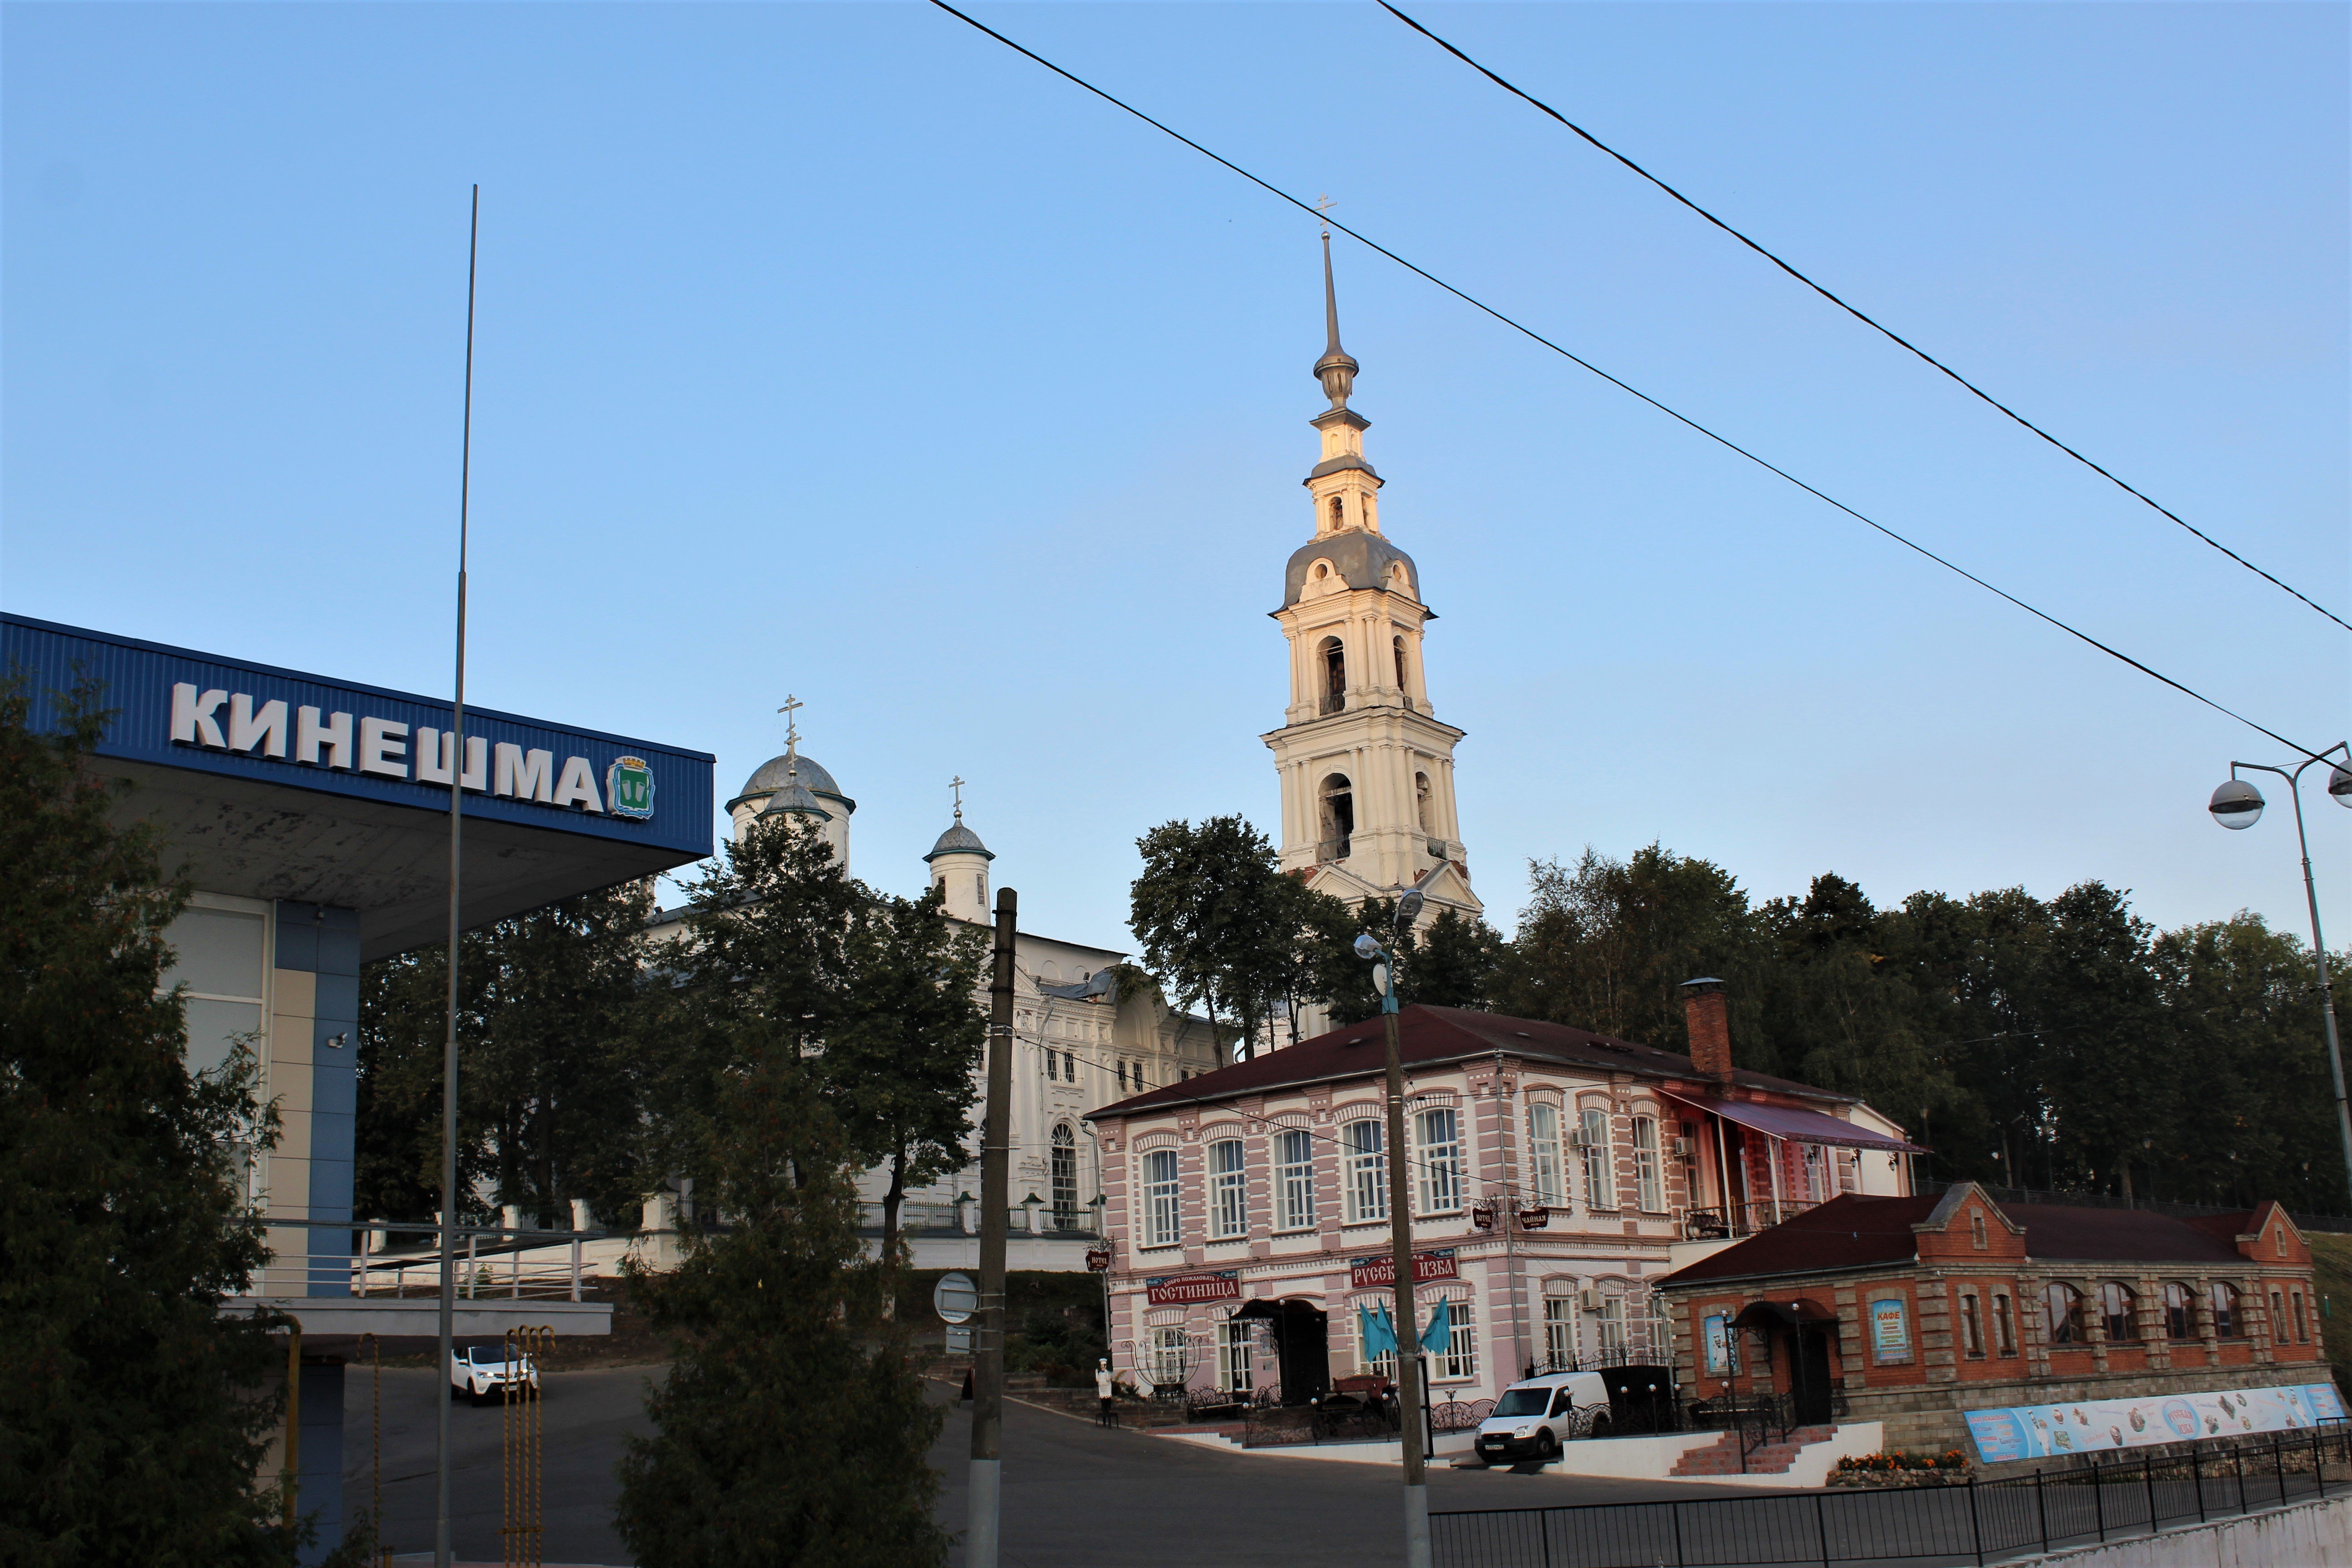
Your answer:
[357,1366,1776,1567]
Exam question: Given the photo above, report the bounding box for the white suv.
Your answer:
[448,1343,540,1405]
[1472,1371,1612,1464]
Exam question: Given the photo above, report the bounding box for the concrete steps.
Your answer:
[1670,1425,1839,1477]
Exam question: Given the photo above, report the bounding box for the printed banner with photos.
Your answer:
[1963,1382,2345,1463]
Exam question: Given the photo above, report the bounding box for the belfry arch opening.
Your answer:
[1328,495,1345,529]
[1392,635,1410,703]
[1319,637,1346,715]
[1318,774,1354,862]
[1416,771,1433,836]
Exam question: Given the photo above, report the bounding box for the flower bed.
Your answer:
[1828,1450,1974,1488]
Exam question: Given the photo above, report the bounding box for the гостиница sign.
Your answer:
[1145,1271,1240,1306]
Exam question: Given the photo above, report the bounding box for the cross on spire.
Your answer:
[777,695,803,773]
[1314,192,1336,238]
[950,775,966,821]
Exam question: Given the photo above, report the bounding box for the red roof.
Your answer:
[1661,1189,2259,1288]
[1088,1004,1854,1119]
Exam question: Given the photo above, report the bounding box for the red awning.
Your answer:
[1668,1093,1928,1154]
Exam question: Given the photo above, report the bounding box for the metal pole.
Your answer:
[435,181,479,1568]
[1381,973,1430,1568]
[283,1322,303,1536]
[2284,764,2352,1212]
[966,889,1017,1568]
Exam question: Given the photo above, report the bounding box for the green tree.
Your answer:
[356,881,655,1230]
[0,675,303,1566]
[1130,816,1303,1059]
[614,1051,946,1568]
[827,885,989,1258]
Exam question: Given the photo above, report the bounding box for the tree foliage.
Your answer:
[0,675,306,1565]
[357,881,656,1229]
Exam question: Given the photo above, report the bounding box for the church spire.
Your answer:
[1313,229,1359,413]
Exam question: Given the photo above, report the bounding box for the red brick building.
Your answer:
[1656,1183,2333,1460]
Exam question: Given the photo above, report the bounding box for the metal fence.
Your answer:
[1432,1421,2350,1568]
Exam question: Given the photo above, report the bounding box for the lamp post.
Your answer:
[2209,743,2352,1210]
[1356,883,1430,1568]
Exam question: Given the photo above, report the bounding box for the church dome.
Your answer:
[758,779,833,822]
[925,820,994,862]
[1282,532,1421,609]
[729,751,855,815]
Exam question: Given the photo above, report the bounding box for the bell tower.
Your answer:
[1263,234,1479,929]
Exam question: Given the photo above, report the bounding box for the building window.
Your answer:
[1132,1063,1148,1091]
[1970,1212,1988,1251]
[2045,1282,2086,1345]
[1581,1109,1616,1210]
[1528,1104,1563,1207]
[1143,1150,1180,1247]
[1632,1117,1664,1212]
[1117,1061,1129,1092]
[1436,1297,1476,1379]
[1542,1294,1576,1372]
[163,902,270,1078]
[1960,1292,1986,1358]
[1318,773,1353,858]
[1344,1119,1387,1223]
[1050,1125,1078,1227]
[2163,1283,2193,1339]
[2101,1282,2138,1343]
[1417,1107,1461,1215]
[2275,1226,2287,1258]
[2270,1290,2286,1341]
[1152,1326,1189,1386]
[1328,495,1344,528]
[1275,1129,1316,1230]
[1063,1049,1076,1080]
[2293,1291,2309,1343]
[1595,1291,1625,1354]
[1993,1292,2018,1357]
[1395,636,1411,696]
[1219,1318,1254,1392]
[1209,1138,1246,1239]
[1414,770,1432,833]
[1800,1142,1825,1204]
[1319,638,1347,715]
[2210,1282,2240,1339]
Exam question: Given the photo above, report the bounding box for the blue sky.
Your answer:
[5,2,2345,957]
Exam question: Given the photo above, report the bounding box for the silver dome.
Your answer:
[924,820,994,862]
[758,780,833,822]
[729,751,855,815]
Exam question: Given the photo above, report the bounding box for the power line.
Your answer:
[1376,0,2352,636]
[924,0,2330,769]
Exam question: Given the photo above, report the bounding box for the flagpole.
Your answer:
[434,182,479,1568]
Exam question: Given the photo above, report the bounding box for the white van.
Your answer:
[1471,1370,1612,1464]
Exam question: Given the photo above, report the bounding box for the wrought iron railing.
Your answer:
[1431,1419,2352,1568]
[1678,1199,1821,1240]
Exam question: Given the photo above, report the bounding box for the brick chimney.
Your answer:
[1680,977,1733,1082]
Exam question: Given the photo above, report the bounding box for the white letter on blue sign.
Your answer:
[296,707,353,769]
[494,742,554,802]
[171,683,228,748]
[228,695,289,759]
[552,755,604,813]
[414,727,452,785]
[359,717,409,779]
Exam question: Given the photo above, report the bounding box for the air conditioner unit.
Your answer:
[1671,1137,1695,1158]
[1567,1128,1592,1147]
[1578,1289,1602,1312]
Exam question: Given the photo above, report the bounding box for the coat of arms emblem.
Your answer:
[606,755,656,820]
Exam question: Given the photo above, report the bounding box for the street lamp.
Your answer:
[2209,743,2352,1210]
[1356,882,1430,1568]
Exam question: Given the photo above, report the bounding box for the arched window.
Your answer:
[1142,1149,1180,1247]
[2100,1282,2138,1342]
[2163,1282,2194,1339]
[1527,1103,1563,1206]
[1970,1212,1988,1250]
[1415,772,1433,835]
[1960,1291,1985,1358]
[1580,1108,1617,1210]
[2210,1281,2240,1338]
[1050,1125,1078,1226]
[1318,774,1354,861]
[1343,1118,1387,1223]
[1328,495,1345,528]
[1319,637,1347,714]
[2045,1282,2086,1345]
[1393,635,1410,696]
[1274,1129,1316,1230]
[1209,1138,1246,1238]
[1992,1292,2018,1356]
[1416,1107,1461,1215]
[1632,1117,1665,1212]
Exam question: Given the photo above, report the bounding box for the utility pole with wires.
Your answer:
[967,887,1018,1568]
[434,183,480,1568]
